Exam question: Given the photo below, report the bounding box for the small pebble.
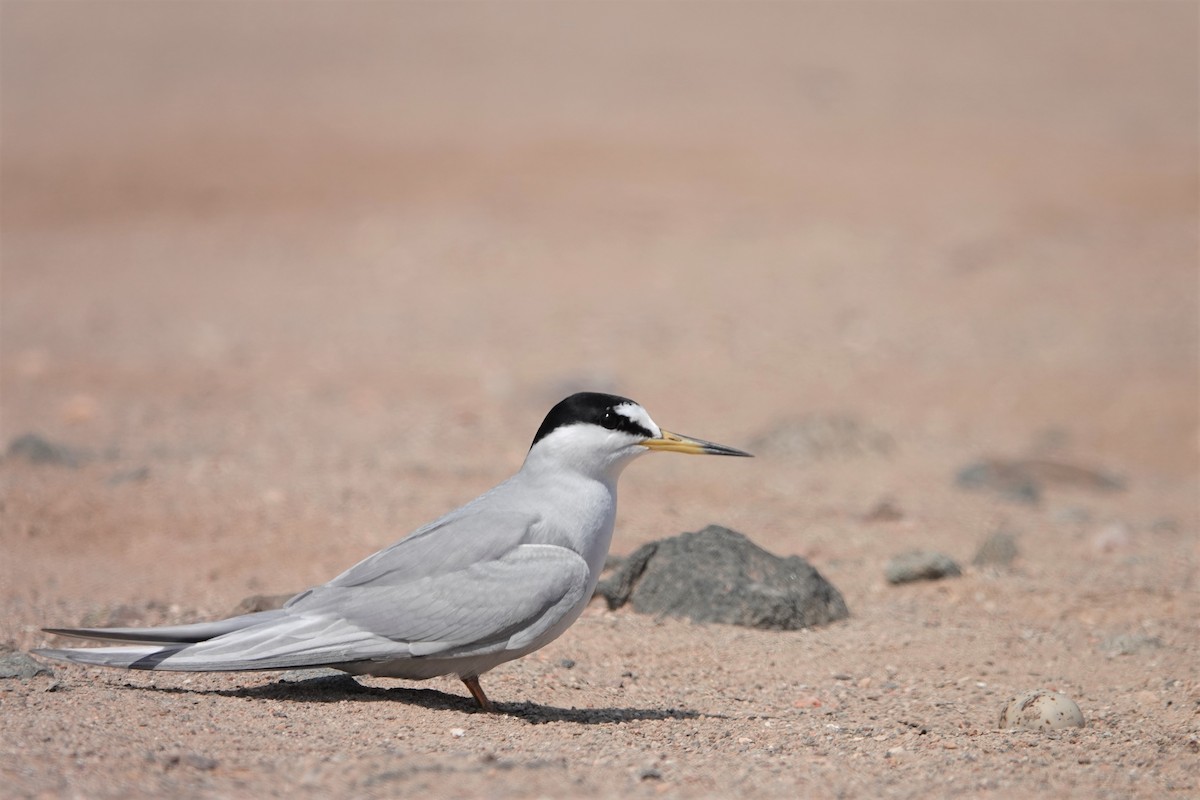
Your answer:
[885,551,962,584]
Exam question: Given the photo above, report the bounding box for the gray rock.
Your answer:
[5,433,86,468]
[594,545,657,611]
[595,525,849,630]
[973,531,1019,568]
[0,647,54,679]
[955,461,1041,504]
[956,458,1125,505]
[277,668,362,689]
[886,550,962,584]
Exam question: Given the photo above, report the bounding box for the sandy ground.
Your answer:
[1,3,1198,798]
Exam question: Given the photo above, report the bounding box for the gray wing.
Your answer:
[38,543,591,672]
[289,502,594,654]
[314,501,545,589]
[287,542,591,657]
[37,500,592,672]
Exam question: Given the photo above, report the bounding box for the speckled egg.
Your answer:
[999,689,1085,731]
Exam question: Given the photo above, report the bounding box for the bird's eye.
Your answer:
[601,410,621,430]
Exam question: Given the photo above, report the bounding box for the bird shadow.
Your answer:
[114,673,708,725]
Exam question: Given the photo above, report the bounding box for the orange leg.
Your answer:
[461,675,495,712]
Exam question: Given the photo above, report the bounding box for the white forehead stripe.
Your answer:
[615,402,661,438]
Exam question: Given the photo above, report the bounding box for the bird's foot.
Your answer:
[461,675,495,712]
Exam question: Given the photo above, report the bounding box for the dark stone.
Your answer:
[886,551,962,584]
[277,668,362,690]
[5,433,86,467]
[595,525,849,630]
[0,646,54,679]
[594,545,658,610]
[602,553,625,572]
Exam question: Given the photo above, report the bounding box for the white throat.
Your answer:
[521,424,650,484]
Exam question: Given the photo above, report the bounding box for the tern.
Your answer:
[36,392,751,711]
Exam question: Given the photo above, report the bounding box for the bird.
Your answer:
[36,392,752,711]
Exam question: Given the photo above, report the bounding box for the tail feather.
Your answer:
[32,644,332,671]
[35,611,402,673]
[41,610,287,645]
[33,645,188,670]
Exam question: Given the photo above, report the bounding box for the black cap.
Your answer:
[530,392,653,449]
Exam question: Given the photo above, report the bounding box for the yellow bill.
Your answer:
[641,429,753,457]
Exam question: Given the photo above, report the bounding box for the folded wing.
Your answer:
[37,543,590,674]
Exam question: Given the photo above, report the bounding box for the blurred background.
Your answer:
[1,2,1196,608]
